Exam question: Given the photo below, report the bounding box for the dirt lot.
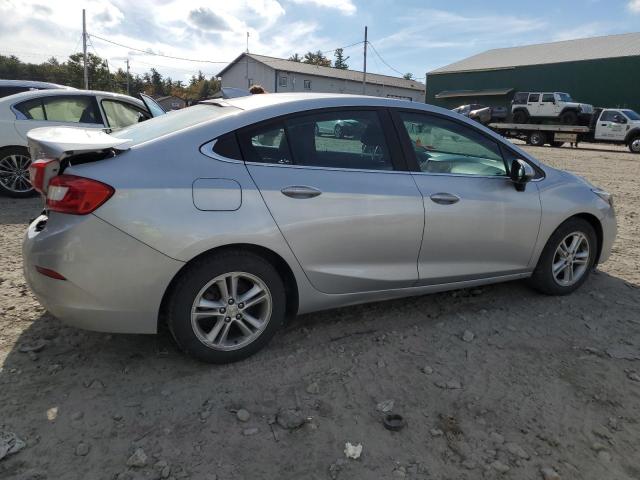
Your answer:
[1,144,639,480]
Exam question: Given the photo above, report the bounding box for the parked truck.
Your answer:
[489,107,640,153]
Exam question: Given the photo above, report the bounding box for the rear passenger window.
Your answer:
[286,111,392,170]
[240,123,292,164]
[238,111,393,171]
[212,133,243,160]
[528,93,540,102]
[15,98,45,120]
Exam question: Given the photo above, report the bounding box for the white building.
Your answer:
[217,53,425,102]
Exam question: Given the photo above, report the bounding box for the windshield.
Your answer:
[557,93,573,102]
[111,104,240,145]
[622,109,640,121]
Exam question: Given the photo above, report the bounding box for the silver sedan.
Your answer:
[23,93,616,363]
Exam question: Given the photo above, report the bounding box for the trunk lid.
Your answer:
[27,126,129,194]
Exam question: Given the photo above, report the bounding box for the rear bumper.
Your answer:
[23,213,184,334]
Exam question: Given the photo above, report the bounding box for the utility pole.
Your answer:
[246,32,250,53]
[362,26,368,95]
[126,58,130,95]
[82,9,88,90]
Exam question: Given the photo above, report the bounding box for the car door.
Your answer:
[541,93,557,117]
[12,94,104,141]
[240,108,424,294]
[527,93,541,117]
[391,109,542,284]
[595,110,617,140]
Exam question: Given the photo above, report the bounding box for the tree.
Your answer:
[303,50,331,67]
[333,48,349,69]
[403,72,414,80]
[288,53,302,62]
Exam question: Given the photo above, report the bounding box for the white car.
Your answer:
[512,92,594,125]
[0,89,165,197]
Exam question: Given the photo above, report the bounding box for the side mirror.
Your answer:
[510,159,535,191]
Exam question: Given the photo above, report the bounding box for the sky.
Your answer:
[1,0,639,84]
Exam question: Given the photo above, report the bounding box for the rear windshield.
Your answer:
[111,103,240,145]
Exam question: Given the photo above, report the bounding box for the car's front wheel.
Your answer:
[528,218,597,295]
[166,251,286,363]
[0,147,35,198]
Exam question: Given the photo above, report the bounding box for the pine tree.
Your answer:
[333,48,349,69]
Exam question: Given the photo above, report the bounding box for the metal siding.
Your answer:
[426,56,640,112]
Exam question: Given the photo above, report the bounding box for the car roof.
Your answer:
[0,79,73,89]
[208,92,433,113]
[0,88,145,107]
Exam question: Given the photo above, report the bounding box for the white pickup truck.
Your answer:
[490,108,640,153]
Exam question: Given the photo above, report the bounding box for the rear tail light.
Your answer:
[29,158,60,194]
[46,175,114,215]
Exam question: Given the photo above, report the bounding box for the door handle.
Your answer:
[281,185,322,199]
[430,192,460,205]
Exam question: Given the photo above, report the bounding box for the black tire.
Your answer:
[629,135,640,154]
[0,147,36,198]
[560,110,578,125]
[513,110,528,124]
[528,218,598,296]
[334,124,344,139]
[166,251,287,364]
[528,131,546,147]
[550,141,565,148]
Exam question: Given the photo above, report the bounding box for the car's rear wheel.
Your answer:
[528,218,597,295]
[512,110,528,124]
[0,147,35,198]
[166,251,286,363]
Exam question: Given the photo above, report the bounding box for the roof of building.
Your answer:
[430,32,640,75]
[218,53,425,91]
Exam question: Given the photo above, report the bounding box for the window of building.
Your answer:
[279,75,288,88]
[304,80,311,90]
[397,111,507,176]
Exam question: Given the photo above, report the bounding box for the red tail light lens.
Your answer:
[28,158,60,194]
[46,175,114,215]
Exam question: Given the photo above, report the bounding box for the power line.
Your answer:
[89,33,366,66]
[367,41,425,81]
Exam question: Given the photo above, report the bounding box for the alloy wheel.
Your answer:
[552,232,590,286]
[0,153,32,194]
[631,138,640,153]
[190,271,272,351]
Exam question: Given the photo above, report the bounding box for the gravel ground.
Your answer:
[1,144,639,480]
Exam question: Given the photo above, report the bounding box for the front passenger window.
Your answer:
[398,112,507,176]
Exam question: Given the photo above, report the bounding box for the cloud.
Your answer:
[0,0,333,82]
[290,0,356,15]
[551,22,612,41]
[188,7,231,31]
[629,0,640,12]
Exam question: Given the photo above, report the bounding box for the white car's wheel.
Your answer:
[0,147,35,198]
